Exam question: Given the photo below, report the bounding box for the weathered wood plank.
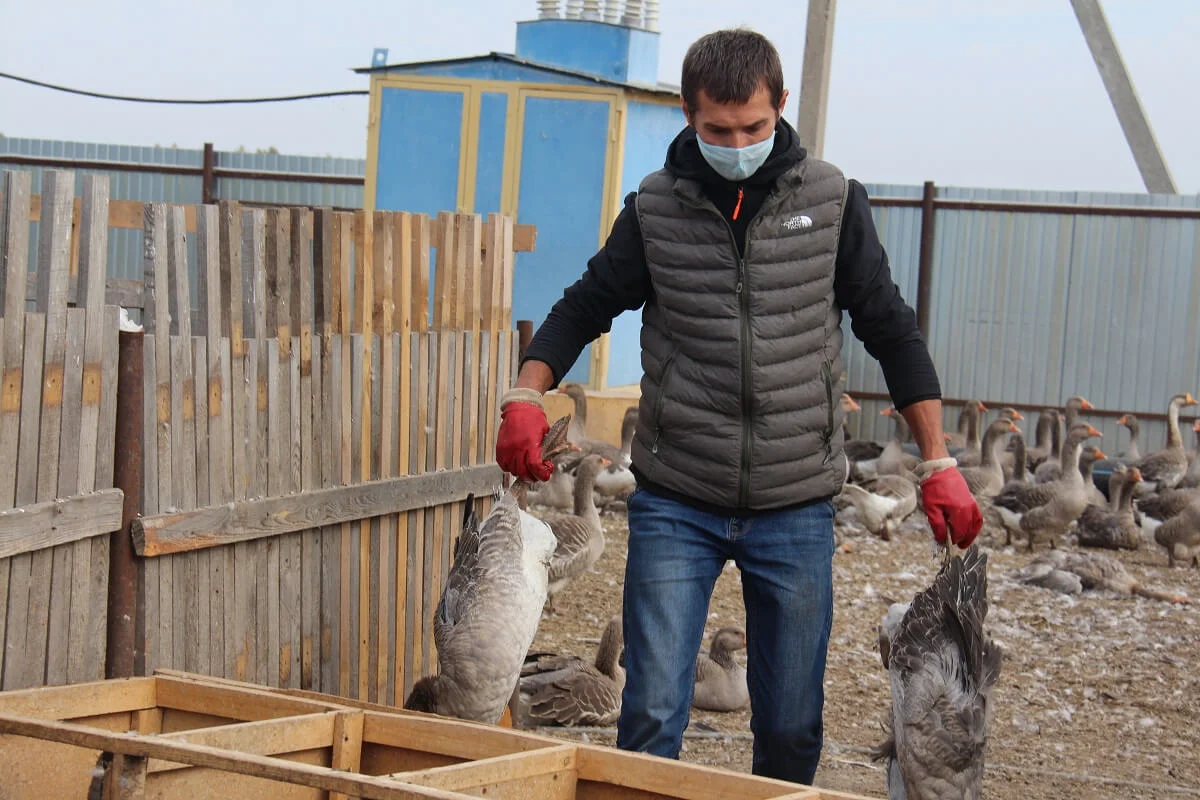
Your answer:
[403,333,424,698]
[0,171,32,510]
[0,713,470,800]
[410,215,430,333]
[149,712,336,774]
[57,310,88,686]
[329,710,366,800]
[353,211,374,702]
[295,210,318,692]
[423,332,441,674]
[144,205,174,518]
[373,216,395,696]
[75,174,109,495]
[219,203,247,504]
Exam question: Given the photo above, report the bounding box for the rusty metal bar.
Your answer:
[201,143,216,205]
[516,320,533,363]
[107,329,144,679]
[871,192,1200,219]
[0,153,365,187]
[915,180,936,337]
[845,390,1198,426]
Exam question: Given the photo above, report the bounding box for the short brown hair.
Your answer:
[680,29,784,115]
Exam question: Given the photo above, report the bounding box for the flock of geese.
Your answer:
[401,382,1199,799]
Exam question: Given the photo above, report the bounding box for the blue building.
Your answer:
[357,0,684,388]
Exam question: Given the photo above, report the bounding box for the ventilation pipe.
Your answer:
[620,0,643,27]
[643,0,659,31]
[582,0,601,20]
[537,0,561,18]
[602,0,620,23]
[564,0,584,18]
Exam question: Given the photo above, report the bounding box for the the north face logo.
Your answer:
[783,215,813,230]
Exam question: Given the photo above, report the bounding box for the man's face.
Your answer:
[684,84,788,149]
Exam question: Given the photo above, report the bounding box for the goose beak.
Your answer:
[1012,410,1025,421]
[1193,421,1200,432]
[1117,414,1128,425]
[1094,448,1107,460]
[846,397,861,412]
[1086,424,1103,437]
[1185,393,1198,406]
[1081,398,1095,410]
[977,401,988,412]
[880,408,894,417]
[1008,422,1021,433]
[1131,468,1143,481]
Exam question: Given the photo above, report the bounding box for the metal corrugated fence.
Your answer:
[845,183,1200,448]
[0,136,364,285]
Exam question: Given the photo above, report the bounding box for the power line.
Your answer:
[0,70,368,105]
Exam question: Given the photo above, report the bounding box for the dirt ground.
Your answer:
[524,504,1200,799]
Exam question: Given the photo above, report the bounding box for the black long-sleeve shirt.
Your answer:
[523,119,941,412]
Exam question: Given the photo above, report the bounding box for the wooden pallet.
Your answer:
[0,671,876,799]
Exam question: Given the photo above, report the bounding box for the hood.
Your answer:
[665,116,806,187]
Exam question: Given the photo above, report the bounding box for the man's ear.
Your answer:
[777,88,790,118]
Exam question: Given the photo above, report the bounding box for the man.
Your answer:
[494,28,982,785]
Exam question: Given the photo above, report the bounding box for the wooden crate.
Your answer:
[0,671,875,799]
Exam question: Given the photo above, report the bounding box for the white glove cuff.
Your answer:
[915,457,958,481]
[500,387,544,410]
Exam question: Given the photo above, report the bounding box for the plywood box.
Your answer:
[0,671,876,799]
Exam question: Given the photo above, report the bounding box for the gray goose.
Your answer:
[1017,409,1058,471]
[1117,414,1142,461]
[953,400,987,467]
[1034,422,1101,485]
[872,545,1002,800]
[557,383,627,464]
[1154,495,1200,568]
[1080,445,1108,507]
[1076,465,1142,551]
[1004,408,1052,478]
[403,418,570,722]
[960,407,1022,469]
[1133,393,1198,492]
[1012,548,1189,603]
[878,407,922,477]
[990,431,1028,545]
[839,474,918,541]
[1031,397,1092,481]
[692,626,750,712]
[842,394,886,465]
[959,418,1021,498]
[991,424,1102,551]
[519,615,625,726]
[947,399,987,450]
[543,454,609,612]
[1176,420,1200,489]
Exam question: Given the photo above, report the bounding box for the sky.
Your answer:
[1,0,1198,194]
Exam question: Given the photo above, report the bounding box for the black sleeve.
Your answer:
[834,179,942,410]
[521,192,653,386]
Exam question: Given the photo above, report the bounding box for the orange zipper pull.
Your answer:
[732,186,744,220]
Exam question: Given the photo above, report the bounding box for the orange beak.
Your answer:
[977,401,988,412]
[1193,421,1200,432]
[1093,448,1107,460]
[880,408,894,417]
[1081,398,1095,410]
[1130,467,1143,481]
[1185,393,1198,406]
[1008,422,1021,433]
[1012,410,1025,421]
[1086,424,1103,437]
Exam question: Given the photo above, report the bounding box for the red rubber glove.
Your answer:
[920,465,983,548]
[496,390,553,482]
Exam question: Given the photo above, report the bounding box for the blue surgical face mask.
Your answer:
[695,129,775,182]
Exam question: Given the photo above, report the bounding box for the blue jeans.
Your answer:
[616,485,835,786]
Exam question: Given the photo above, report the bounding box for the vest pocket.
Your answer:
[821,362,834,464]
[650,351,678,455]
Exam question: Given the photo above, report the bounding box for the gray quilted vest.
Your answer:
[630,157,850,511]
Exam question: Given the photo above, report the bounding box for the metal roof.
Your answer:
[353,52,680,97]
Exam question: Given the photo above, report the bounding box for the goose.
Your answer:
[1117,414,1142,461]
[692,626,750,712]
[1176,420,1200,489]
[557,383,627,463]
[526,445,582,511]
[839,474,918,541]
[1003,409,1049,478]
[519,615,625,726]
[1133,393,1198,492]
[1076,466,1142,551]
[1153,495,1200,568]
[1029,400,1089,481]
[1034,424,1102,485]
[542,453,609,612]
[842,394,885,464]
[1012,548,1189,603]
[1080,446,1108,507]
[878,408,922,477]
[872,545,1002,800]
[947,399,987,450]
[953,400,988,467]
[1014,409,1058,471]
[991,424,1102,551]
[402,417,570,723]
[990,431,1029,545]
[959,418,1021,498]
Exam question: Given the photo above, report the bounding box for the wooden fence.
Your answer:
[0,167,524,707]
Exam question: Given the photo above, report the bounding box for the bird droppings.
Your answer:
[525,507,1200,799]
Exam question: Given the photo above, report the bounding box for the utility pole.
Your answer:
[1069,0,1176,193]
[796,0,837,159]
